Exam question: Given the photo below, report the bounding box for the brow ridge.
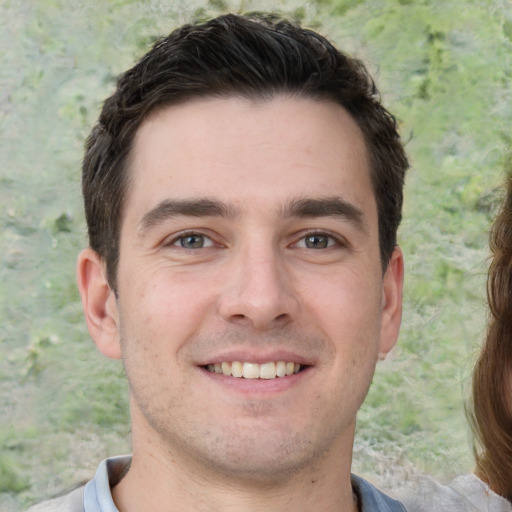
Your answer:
[137,195,368,237]
[137,198,239,237]
[282,196,368,234]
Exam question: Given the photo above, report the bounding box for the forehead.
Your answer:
[125,95,375,225]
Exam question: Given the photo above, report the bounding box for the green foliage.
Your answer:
[0,456,29,494]
[209,0,228,9]
[1,0,511,510]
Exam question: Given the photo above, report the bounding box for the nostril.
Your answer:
[228,313,252,326]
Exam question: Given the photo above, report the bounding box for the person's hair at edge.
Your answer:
[470,172,512,501]
[82,12,409,292]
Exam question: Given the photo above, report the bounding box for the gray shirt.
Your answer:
[397,473,512,512]
[27,455,406,512]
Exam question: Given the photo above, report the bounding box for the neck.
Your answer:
[112,430,358,512]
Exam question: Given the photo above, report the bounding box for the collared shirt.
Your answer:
[27,455,406,512]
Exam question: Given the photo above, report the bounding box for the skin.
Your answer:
[78,95,404,512]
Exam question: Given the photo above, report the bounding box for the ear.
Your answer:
[378,246,404,358]
[76,248,122,359]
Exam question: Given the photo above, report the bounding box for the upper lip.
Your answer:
[196,349,314,367]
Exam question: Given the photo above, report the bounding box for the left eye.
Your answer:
[298,234,337,249]
[173,233,214,249]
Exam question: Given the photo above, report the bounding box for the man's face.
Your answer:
[98,96,402,482]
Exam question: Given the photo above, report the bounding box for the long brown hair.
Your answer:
[470,173,512,500]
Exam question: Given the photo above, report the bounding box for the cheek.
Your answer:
[302,269,384,382]
[118,271,218,352]
[305,268,383,332]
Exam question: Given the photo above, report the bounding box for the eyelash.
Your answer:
[293,230,346,249]
[165,231,216,249]
[163,229,347,251]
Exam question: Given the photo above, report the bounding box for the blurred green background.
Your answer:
[1,0,511,510]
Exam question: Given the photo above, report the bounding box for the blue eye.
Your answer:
[173,233,214,249]
[180,234,204,248]
[304,234,330,249]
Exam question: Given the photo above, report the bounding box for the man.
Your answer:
[30,13,408,512]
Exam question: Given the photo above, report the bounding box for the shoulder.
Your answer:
[351,474,406,511]
[397,473,512,512]
[25,486,85,512]
[25,455,131,512]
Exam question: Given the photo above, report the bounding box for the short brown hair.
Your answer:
[82,13,408,291]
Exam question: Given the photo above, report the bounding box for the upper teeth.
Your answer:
[206,361,301,379]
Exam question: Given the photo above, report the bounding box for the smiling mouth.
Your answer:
[205,361,303,379]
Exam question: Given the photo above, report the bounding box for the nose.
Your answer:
[218,243,300,330]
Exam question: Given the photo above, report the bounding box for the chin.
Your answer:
[182,424,339,487]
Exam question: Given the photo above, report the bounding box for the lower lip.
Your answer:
[199,366,310,395]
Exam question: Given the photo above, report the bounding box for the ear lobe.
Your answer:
[379,246,404,357]
[77,248,122,359]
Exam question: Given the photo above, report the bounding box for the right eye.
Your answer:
[172,233,215,249]
[172,233,213,249]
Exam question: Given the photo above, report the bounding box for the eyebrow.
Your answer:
[137,198,240,237]
[282,196,368,234]
[137,195,368,237]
